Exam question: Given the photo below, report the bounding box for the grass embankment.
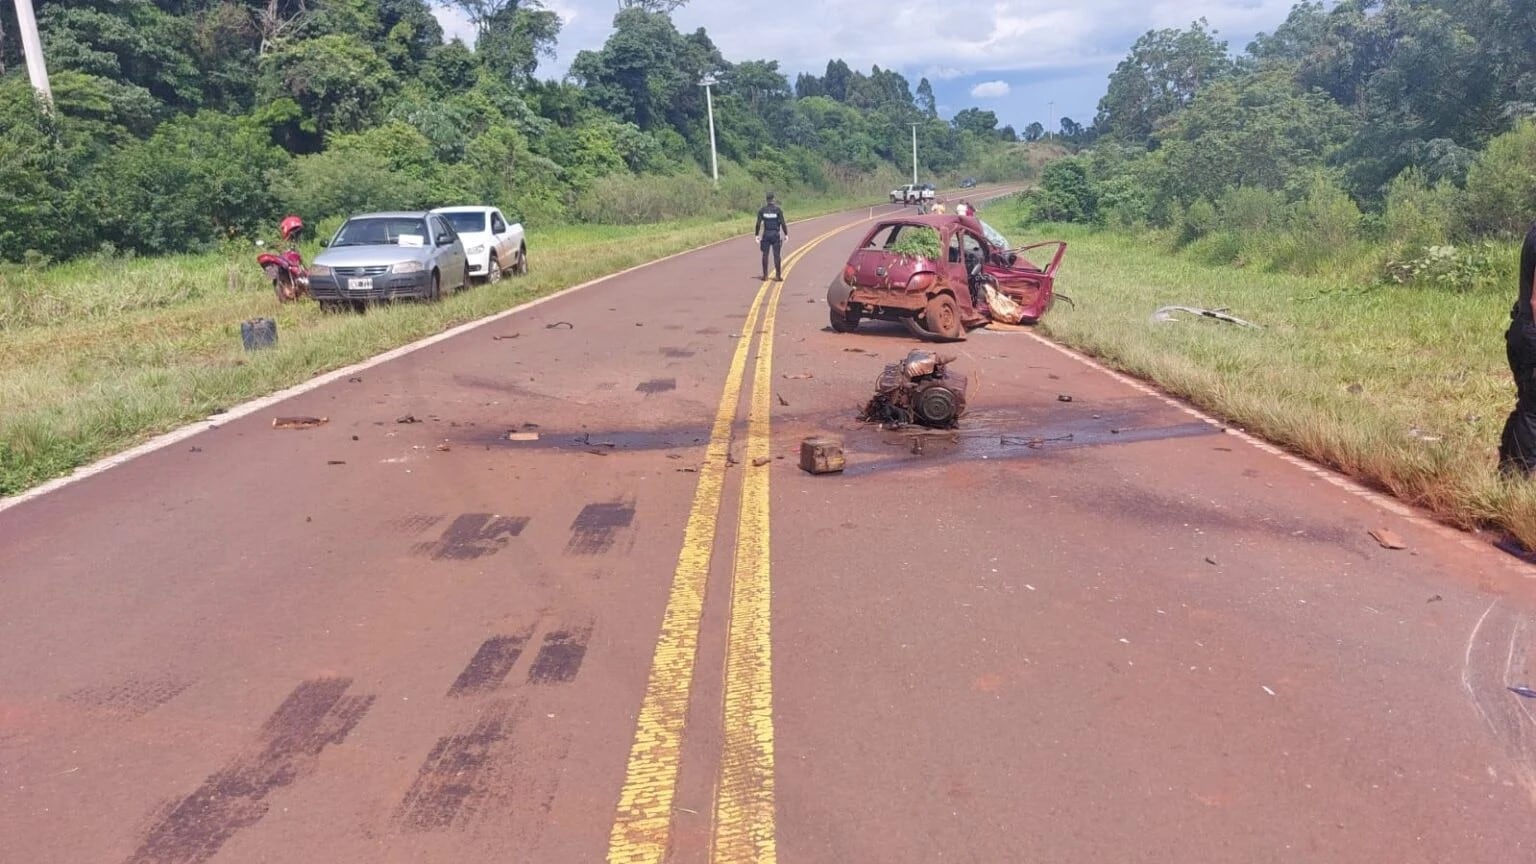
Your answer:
[1000,202,1536,548]
[0,194,880,497]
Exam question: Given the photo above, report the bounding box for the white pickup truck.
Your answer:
[431,205,528,283]
[888,183,937,205]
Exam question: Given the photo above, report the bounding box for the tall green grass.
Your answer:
[993,196,1536,548]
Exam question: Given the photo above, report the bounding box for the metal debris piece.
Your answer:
[784,373,814,380]
[1369,528,1407,550]
[1204,556,1218,565]
[777,394,789,407]
[435,444,451,452]
[348,376,363,383]
[1057,394,1073,403]
[507,431,540,442]
[327,460,346,465]
[860,350,968,430]
[1509,686,1536,699]
[546,321,574,330]
[1151,305,1261,328]
[396,414,420,424]
[492,333,521,341]
[273,416,328,430]
[799,437,846,475]
[1427,594,1443,603]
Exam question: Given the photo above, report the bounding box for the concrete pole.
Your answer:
[13,0,51,106]
[910,123,918,185]
[704,82,719,187]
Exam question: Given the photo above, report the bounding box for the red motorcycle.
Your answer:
[257,215,310,303]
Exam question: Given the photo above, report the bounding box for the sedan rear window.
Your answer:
[332,218,429,247]
[441,212,487,234]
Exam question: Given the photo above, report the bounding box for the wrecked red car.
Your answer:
[827,214,1066,341]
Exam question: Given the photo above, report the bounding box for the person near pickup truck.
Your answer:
[754,192,789,281]
[1500,222,1536,475]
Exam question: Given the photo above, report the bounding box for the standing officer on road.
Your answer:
[1500,222,1536,475]
[754,192,788,281]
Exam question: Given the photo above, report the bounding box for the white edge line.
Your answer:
[1021,329,1536,577]
[0,215,835,515]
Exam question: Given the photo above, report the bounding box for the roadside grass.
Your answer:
[0,194,883,497]
[1003,209,1536,548]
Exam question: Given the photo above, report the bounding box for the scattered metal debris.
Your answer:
[327,460,346,466]
[1057,394,1073,403]
[1204,556,1219,566]
[1510,686,1536,699]
[492,333,521,341]
[1427,594,1443,603]
[1001,434,1075,449]
[783,372,814,380]
[272,416,327,430]
[507,431,540,442]
[348,376,363,383]
[860,350,968,430]
[777,393,789,407]
[1368,528,1407,550]
[396,414,420,424]
[799,437,845,475]
[1151,306,1261,328]
[435,444,451,452]
[546,321,575,330]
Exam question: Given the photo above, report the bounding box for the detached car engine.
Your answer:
[860,350,969,429]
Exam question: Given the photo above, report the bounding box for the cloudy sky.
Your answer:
[432,0,1301,130]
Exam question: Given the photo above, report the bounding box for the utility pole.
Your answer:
[910,122,919,184]
[13,0,51,106]
[700,74,719,188]
[1048,101,1055,137]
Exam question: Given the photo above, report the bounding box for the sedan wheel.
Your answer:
[427,271,441,302]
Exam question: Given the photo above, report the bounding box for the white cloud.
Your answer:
[970,80,1011,99]
[925,66,966,81]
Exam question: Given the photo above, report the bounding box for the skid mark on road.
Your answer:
[125,678,374,864]
[449,630,535,697]
[390,515,446,535]
[567,501,637,556]
[397,704,516,831]
[636,378,678,395]
[412,513,530,560]
[61,676,191,722]
[395,700,571,838]
[528,623,593,685]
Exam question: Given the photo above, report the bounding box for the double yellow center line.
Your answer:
[606,216,867,864]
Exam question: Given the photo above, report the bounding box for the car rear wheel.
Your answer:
[923,293,964,341]
[513,245,529,276]
[829,305,860,333]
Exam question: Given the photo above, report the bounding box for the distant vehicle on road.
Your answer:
[308,212,468,310]
[960,177,977,188]
[431,205,527,284]
[889,183,937,205]
[827,213,1067,341]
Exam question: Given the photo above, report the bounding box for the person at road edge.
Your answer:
[1500,221,1536,475]
[755,192,788,281]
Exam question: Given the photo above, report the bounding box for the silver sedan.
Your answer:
[309,211,469,308]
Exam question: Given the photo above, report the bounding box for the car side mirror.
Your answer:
[436,234,453,246]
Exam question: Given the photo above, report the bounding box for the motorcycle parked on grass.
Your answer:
[256,215,310,303]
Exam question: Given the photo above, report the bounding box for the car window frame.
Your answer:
[491,210,507,234]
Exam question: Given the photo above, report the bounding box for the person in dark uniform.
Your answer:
[1500,222,1536,475]
[754,192,788,281]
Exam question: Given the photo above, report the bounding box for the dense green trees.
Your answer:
[1027,0,1536,285]
[0,0,1018,262]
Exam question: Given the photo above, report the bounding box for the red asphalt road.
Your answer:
[2,198,1535,863]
